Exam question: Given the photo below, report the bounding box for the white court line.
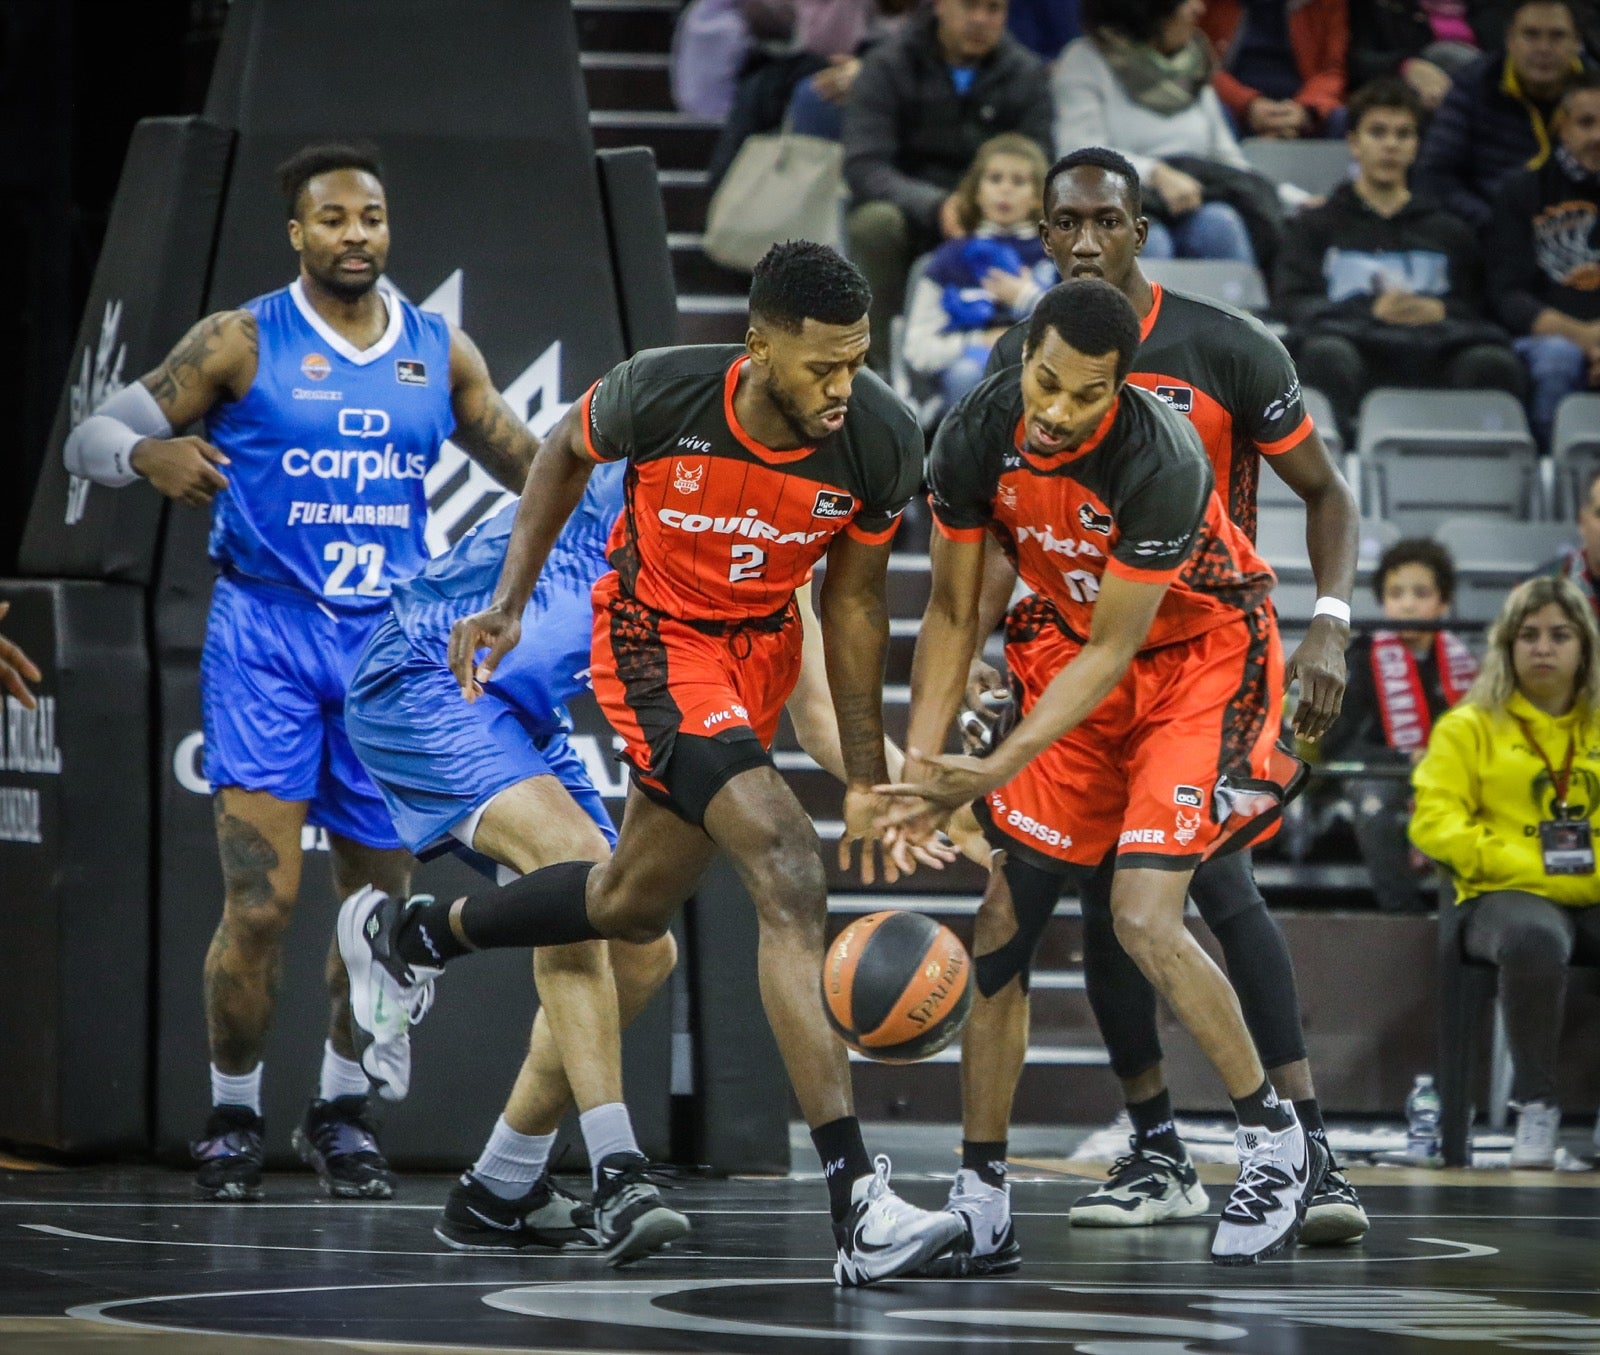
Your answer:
[23,1223,1497,1268]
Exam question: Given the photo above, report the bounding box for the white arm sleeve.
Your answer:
[63,382,173,487]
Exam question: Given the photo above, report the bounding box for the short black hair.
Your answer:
[1560,67,1600,109]
[748,241,871,333]
[1509,0,1582,33]
[1024,279,1142,383]
[1082,0,1189,46]
[1043,147,1143,218]
[276,142,385,219]
[1347,77,1424,133]
[1374,538,1457,605]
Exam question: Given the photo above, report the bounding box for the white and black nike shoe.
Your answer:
[1069,1142,1210,1228]
[338,886,441,1102]
[593,1152,691,1267]
[915,1168,1021,1277]
[434,1171,599,1252]
[834,1155,965,1287]
[1211,1117,1327,1265]
[1300,1160,1369,1246]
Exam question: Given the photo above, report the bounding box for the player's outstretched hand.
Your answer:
[1286,614,1348,742]
[0,603,40,711]
[448,605,522,702]
[839,786,919,886]
[130,435,230,507]
[874,748,996,838]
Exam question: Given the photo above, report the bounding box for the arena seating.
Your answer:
[1240,135,1353,197]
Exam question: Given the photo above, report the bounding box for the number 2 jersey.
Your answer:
[579,345,924,623]
[929,371,1274,651]
[204,278,455,609]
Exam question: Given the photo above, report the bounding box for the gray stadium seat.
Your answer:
[1432,515,1572,624]
[1240,136,1352,197]
[1552,391,1600,517]
[1258,507,1395,625]
[1358,388,1539,534]
[1140,258,1269,312]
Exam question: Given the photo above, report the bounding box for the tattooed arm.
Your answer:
[113,310,257,505]
[447,327,540,494]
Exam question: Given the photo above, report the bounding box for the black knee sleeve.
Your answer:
[1210,900,1307,1069]
[974,854,1075,997]
[1079,859,1166,1080]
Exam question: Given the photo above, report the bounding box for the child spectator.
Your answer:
[902,134,1055,411]
[1319,539,1479,912]
[1274,78,1523,437]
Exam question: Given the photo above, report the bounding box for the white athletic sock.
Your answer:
[472,1117,557,1201]
[318,1041,371,1102]
[210,1063,263,1116]
[580,1102,640,1186]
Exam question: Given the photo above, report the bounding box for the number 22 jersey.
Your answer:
[579,345,923,623]
[204,278,455,610]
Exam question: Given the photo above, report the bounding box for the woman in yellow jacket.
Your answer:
[1411,575,1600,1169]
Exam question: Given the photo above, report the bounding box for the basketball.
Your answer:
[821,910,973,1063]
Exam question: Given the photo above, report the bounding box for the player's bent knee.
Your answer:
[533,937,612,977]
[219,892,297,949]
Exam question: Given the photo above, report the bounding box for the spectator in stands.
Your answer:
[1055,0,1312,268]
[1541,465,1600,621]
[1319,539,1479,912]
[1414,0,1587,227]
[1348,0,1487,109]
[1199,0,1350,138]
[1487,71,1600,448]
[843,0,1054,371]
[1274,78,1525,437]
[902,134,1054,414]
[1410,574,1600,1169]
[704,1,913,190]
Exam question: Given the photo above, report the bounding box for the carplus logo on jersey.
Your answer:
[281,406,424,493]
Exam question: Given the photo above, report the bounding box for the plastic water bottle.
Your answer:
[1406,1074,1441,1160]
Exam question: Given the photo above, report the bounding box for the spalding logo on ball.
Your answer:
[822,910,973,1063]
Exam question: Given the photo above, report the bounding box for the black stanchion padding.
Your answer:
[18,118,234,583]
[0,580,149,1153]
[687,854,792,1175]
[597,148,680,354]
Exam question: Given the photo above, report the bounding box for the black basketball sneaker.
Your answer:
[435,1171,600,1252]
[1301,1157,1369,1245]
[1069,1141,1210,1227]
[292,1096,397,1199]
[593,1152,691,1267]
[191,1105,265,1202]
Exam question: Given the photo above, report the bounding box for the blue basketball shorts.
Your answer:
[200,574,402,849]
[344,613,615,857]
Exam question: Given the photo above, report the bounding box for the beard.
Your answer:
[762,373,825,444]
[313,255,381,302]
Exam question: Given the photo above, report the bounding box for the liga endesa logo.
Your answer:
[300,352,331,381]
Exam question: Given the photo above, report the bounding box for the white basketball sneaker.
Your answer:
[1211,1116,1325,1265]
[1070,1141,1210,1227]
[916,1167,1021,1277]
[833,1155,964,1287]
[337,886,442,1102]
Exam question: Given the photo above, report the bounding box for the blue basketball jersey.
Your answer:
[205,279,455,610]
[390,459,624,648]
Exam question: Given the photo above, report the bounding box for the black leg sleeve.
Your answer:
[1079,856,1166,1080]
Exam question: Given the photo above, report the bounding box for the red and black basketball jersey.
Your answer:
[988,285,1313,542]
[581,344,923,623]
[928,372,1274,651]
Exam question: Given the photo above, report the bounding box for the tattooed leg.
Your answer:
[204,788,309,1074]
[325,835,413,1059]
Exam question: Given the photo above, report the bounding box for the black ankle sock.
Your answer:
[961,1139,1008,1188]
[812,1117,873,1222]
[1232,1078,1294,1131]
[1128,1088,1185,1160]
[1294,1098,1334,1163]
[396,897,471,967]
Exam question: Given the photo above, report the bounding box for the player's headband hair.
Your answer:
[276,142,386,219]
[1043,148,1142,217]
[748,241,872,334]
[1023,279,1142,384]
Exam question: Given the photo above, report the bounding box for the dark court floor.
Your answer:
[2,1123,1597,1355]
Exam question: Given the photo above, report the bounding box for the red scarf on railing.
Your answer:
[1370,630,1478,753]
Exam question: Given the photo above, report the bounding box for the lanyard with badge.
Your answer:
[1514,717,1596,875]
